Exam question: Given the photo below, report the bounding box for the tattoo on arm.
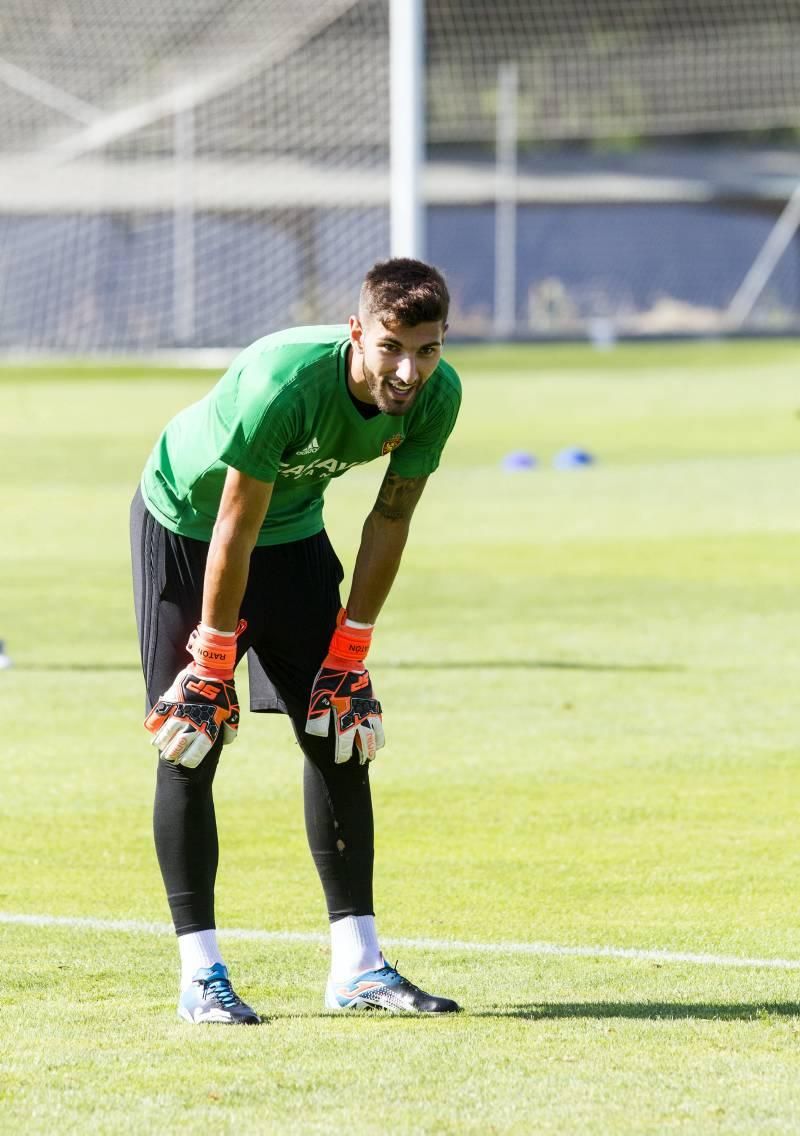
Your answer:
[372,471,428,522]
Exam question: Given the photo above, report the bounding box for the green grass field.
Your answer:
[2,340,800,1133]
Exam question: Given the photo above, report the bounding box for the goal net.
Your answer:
[3,0,800,349]
[0,0,390,351]
[425,0,800,337]
[427,0,800,144]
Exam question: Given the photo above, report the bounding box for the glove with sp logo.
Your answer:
[145,620,246,769]
[305,609,385,764]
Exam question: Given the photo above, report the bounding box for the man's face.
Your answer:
[349,314,446,416]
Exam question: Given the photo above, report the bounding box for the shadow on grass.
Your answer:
[478,1002,800,1022]
[19,659,683,674]
[232,1002,800,1024]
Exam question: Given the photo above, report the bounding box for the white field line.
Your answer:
[2,911,800,971]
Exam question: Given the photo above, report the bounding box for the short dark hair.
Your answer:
[359,258,449,327]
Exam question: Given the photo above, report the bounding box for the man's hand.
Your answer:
[305,610,385,764]
[145,621,246,768]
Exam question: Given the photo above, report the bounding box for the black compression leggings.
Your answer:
[132,488,375,936]
[152,727,375,934]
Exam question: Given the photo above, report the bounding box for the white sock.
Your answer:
[329,915,383,981]
[178,929,224,989]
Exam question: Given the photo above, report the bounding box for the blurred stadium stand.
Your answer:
[1,0,799,349]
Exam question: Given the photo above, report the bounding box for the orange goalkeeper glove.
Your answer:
[305,609,385,764]
[144,620,246,769]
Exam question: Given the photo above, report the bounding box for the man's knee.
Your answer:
[154,737,224,792]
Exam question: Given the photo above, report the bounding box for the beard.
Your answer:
[361,359,420,416]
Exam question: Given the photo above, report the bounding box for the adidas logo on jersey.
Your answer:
[296,437,320,455]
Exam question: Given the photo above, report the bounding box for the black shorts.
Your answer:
[130,487,344,723]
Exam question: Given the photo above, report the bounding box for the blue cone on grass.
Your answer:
[501,451,537,472]
[553,447,595,470]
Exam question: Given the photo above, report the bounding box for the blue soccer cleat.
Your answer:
[178,962,260,1024]
[325,961,460,1014]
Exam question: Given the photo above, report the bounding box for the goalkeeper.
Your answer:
[131,258,462,1024]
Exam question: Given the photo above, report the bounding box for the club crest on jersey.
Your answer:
[381,434,404,456]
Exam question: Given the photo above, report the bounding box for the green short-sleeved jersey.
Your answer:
[140,325,462,546]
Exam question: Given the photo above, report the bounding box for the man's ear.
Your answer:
[442,321,449,343]
[349,314,364,351]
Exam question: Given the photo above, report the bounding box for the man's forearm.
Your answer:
[346,510,410,624]
[201,519,257,631]
[201,533,252,631]
[200,469,272,631]
[346,469,428,624]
